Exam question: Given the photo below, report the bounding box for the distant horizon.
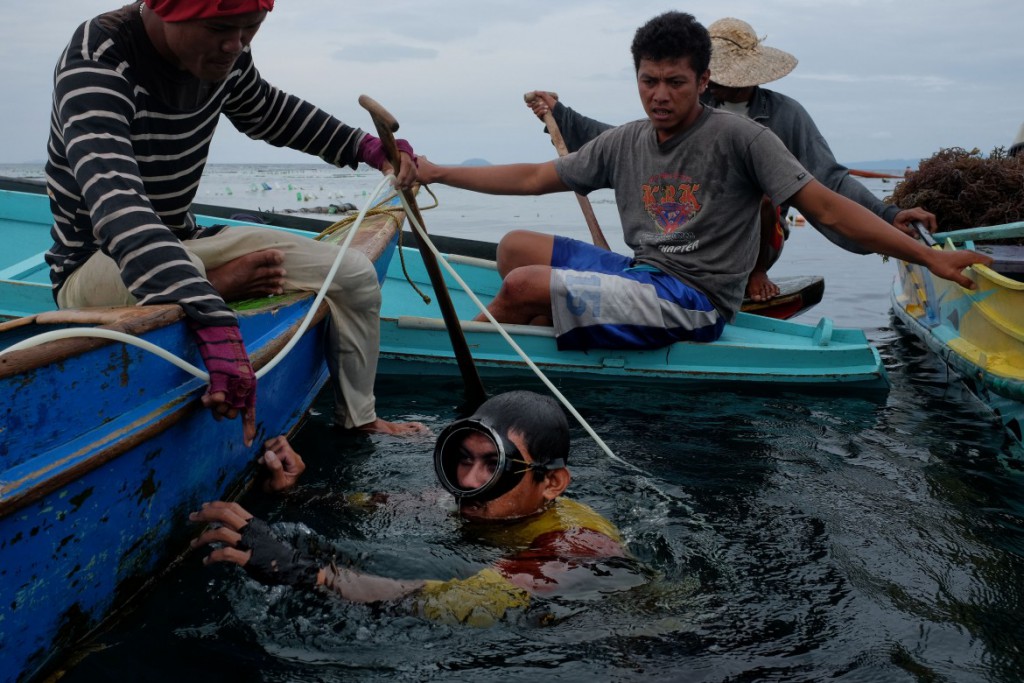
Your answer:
[1,156,928,172]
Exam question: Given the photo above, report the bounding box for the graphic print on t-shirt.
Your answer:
[642,172,703,238]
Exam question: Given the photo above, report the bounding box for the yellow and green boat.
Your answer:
[892,222,1024,444]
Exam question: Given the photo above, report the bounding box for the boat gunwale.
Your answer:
[909,241,1024,346]
[0,296,329,517]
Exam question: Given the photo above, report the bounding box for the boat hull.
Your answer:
[0,299,330,682]
[0,186,402,683]
[378,247,888,390]
[891,245,1024,443]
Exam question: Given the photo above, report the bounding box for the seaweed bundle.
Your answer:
[887,147,1024,242]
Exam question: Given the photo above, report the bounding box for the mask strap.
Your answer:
[510,457,566,474]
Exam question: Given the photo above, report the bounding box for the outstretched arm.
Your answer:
[767,97,937,244]
[189,501,424,602]
[789,181,992,289]
[358,134,418,190]
[416,157,568,196]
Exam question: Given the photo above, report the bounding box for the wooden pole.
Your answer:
[524,91,610,251]
[358,95,487,408]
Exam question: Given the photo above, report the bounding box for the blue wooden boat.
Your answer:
[891,222,1024,444]
[377,243,889,390]
[0,180,402,683]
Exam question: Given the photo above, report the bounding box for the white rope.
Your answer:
[0,176,397,385]
[0,327,210,378]
[395,192,632,470]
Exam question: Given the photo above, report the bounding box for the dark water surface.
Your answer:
[58,331,1024,682]
[12,166,1018,682]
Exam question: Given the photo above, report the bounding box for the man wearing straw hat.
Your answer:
[527,17,937,302]
[45,0,427,441]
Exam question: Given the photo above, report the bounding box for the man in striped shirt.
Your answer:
[46,0,426,442]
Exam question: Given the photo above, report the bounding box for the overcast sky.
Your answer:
[2,0,1021,167]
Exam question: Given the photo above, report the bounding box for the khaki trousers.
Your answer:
[57,226,381,428]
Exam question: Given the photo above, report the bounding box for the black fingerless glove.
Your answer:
[237,518,321,587]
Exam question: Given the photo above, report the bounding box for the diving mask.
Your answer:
[433,418,565,503]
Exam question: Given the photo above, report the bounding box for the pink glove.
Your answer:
[358,134,416,171]
[191,323,256,445]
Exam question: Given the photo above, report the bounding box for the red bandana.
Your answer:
[143,0,274,22]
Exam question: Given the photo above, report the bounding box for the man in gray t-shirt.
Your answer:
[555,107,809,324]
[526,17,937,305]
[416,12,987,352]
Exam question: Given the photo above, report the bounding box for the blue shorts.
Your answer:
[549,236,724,351]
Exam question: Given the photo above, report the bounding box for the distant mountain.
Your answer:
[460,158,491,167]
[843,158,921,172]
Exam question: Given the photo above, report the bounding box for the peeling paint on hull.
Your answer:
[0,185,403,683]
[0,298,330,683]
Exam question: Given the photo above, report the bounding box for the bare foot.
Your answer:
[356,418,431,436]
[207,249,287,301]
[745,271,781,302]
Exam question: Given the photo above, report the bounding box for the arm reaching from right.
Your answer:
[416,156,568,196]
[791,181,991,289]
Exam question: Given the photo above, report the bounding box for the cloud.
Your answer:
[2,0,1022,165]
[794,73,955,91]
[331,45,438,63]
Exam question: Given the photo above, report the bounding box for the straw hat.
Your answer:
[708,18,798,88]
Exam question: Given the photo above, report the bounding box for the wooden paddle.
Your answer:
[848,169,904,180]
[524,91,610,251]
[358,95,487,408]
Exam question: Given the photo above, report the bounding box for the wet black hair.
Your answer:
[630,11,712,75]
[469,391,570,469]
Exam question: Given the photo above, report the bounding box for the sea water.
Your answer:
[0,161,893,328]
[4,164,1024,682]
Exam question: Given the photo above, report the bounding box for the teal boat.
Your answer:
[891,221,1024,443]
[378,242,889,390]
[0,178,403,683]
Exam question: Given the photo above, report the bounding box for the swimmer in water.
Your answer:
[190,391,639,626]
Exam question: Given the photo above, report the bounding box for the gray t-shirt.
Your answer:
[554,106,812,319]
